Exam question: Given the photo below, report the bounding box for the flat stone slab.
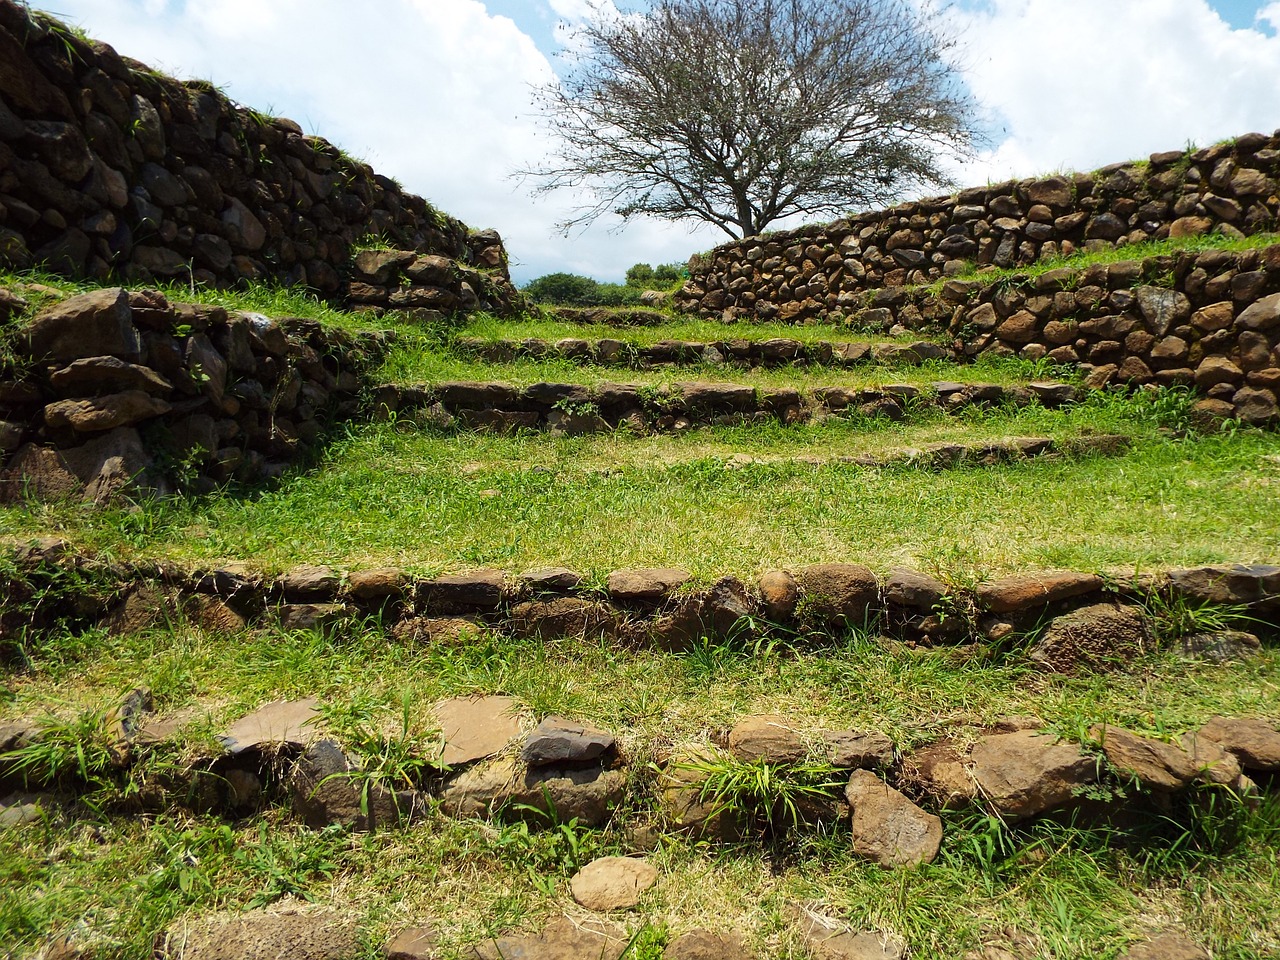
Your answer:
[569,856,659,910]
[798,913,906,960]
[386,925,438,960]
[157,907,359,960]
[219,699,321,755]
[846,770,941,867]
[1198,716,1280,772]
[663,930,754,959]
[969,730,1094,818]
[432,695,523,767]
[472,916,627,960]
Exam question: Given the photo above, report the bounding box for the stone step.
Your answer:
[452,334,955,368]
[373,378,1082,436]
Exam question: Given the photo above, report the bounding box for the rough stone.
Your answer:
[391,616,484,645]
[569,856,659,910]
[440,756,625,826]
[1027,603,1150,673]
[606,567,690,604]
[663,930,754,960]
[509,597,614,640]
[1168,564,1280,607]
[290,739,413,830]
[976,571,1102,614]
[796,563,878,626]
[522,716,615,767]
[519,567,583,592]
[279,564,342,602]
[346,567,406,600]
[824,730,895,770]
[1198,716,1280,772]
[1182,629,1262,663]
[157,907,360,960]
[1236,292,1280,331]
[728,715,806,764]
[881,567,948,610]
[969,730,1095,818]
[902,740,976,808]
[24,288,139,362]
[1091,725,1198,792]
[277,603,347,633]
[846,769,942,867]
[49,356,171,396]
[758,569,799,621]
[1118,933,1209,960]
[44,390,171,432]
[220,699,322,755]
[471,917,627,960]
[433,695,523,767]
[799,915,906,960]
[422,569,507,609]
[386,925,438,960]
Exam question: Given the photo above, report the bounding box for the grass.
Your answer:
[1,609,1278,958]
[457,313,934,348]
[2,392,1276,579]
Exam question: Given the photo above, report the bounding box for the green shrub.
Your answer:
[522,272,646,306]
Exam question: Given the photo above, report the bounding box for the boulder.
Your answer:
[728,715,806,764]
[569,856,659,910]
[157,907,359,960]
[23,288,139,362]
[881,568,948,610]
[278,564,342,602]
[49,356,171,396]
[758,569,799,621]
[509,597,615,640]
[421,569,506,610]
[521,716,615,766]
[1027,603,1149,673]
[845,769,941,867]
[969,730,1094,818]
[439,756,624,826]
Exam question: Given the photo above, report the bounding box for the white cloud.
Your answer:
[1260,2,1280,30]
[948,0,1280,186]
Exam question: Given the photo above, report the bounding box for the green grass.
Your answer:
[2,391,1275,579]
[1,611,1278,958]
[458,313,933,348]
[902,232,1280,301]
[375,344,1068,390]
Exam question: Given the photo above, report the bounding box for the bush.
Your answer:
[522,272,645,307]
[626,262,686,289]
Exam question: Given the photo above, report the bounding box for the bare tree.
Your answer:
[527,0,977,239]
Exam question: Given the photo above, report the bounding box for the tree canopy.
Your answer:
[528,0,977,239]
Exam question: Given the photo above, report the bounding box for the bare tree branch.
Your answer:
[521,0,977,239]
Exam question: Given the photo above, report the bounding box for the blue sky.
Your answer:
[43,1,1280,284]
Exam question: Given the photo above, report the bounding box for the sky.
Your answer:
[40,0,1280,286]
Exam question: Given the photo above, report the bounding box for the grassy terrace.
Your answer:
[455,312,940,347]
[3,396,1277,578]
[2,256,1280,960]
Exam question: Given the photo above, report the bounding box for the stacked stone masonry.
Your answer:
[675,130,1280,322]
[0,285,390,497]
[0,1,511,295]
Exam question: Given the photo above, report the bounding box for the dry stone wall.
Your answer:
[0,285,389,499]
[675,132,1280,323]
[0,1,510,295]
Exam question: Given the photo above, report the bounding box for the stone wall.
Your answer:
[0,1,510,295]
[674,132,1280,323]
[0,285,389,498]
